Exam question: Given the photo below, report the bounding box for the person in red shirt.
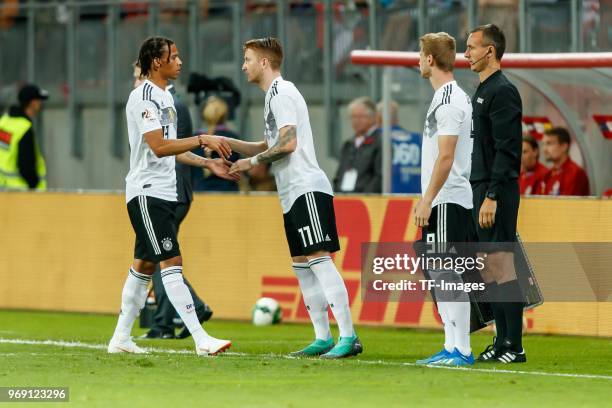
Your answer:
[519,135,548,195]
[541,127,590,196]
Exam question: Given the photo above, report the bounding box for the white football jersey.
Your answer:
[264,76,333,213]
[125,80,178,203]
[421,80,473,209]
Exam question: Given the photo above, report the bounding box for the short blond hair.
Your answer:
[243,37,283,70]
[419,32,456,72]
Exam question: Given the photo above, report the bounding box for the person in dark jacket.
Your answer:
[333,96,382,193]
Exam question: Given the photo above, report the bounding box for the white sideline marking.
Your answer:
[356,359,612,381]
[0,338,105,351]
[0,338,245,357]
[1,337,611,381]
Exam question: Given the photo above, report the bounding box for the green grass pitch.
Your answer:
[1,310,611,407]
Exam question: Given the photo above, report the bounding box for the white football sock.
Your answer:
[443,270,471,356]
[308,256,355,338]
[437,302,455,353]
[161,266,208,346]
[432,270,454,352]
[112,268,151,342]
[293,263,331,341]
[447,300,471,356]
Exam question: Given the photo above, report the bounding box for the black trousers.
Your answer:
[151,201,206,333]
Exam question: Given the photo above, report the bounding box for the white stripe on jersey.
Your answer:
[445,203,448,243]
[305,194,317,242]
[139,196,161,255]
[311,193,325,243]
[437,205,441,247]
[305,194,319,243]
[305,193,323,243]
[435,203,448,253]
[308,193,324,243]
[442,203,447,252]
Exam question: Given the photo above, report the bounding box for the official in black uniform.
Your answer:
[131,64,213,339]
[465,24,525,363]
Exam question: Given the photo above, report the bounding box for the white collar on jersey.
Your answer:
[143,79,168,93]
[267,76,282,94]
[434,79,456,95]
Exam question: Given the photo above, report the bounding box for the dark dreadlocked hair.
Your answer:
[137,36,174,78]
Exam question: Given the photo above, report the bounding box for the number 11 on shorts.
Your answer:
[298,226,314,246]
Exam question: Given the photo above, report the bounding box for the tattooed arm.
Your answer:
[255,125,297,164]
[228,125,297,174]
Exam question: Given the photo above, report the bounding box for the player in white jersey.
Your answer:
[412,32,475,366]
[108,36,237,356]
[226,37,362,359]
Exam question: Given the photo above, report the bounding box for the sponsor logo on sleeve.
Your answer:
[142,108,157,122]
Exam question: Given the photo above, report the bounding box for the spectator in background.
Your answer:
[375,99,404,134]
[0,84,48,190]
[192,96,241,192]
[519,135,547,195]
[334,96,382,193]
[541,127,590,196]
[376,99,422,193]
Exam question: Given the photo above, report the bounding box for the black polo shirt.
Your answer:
[470,70,522,196]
